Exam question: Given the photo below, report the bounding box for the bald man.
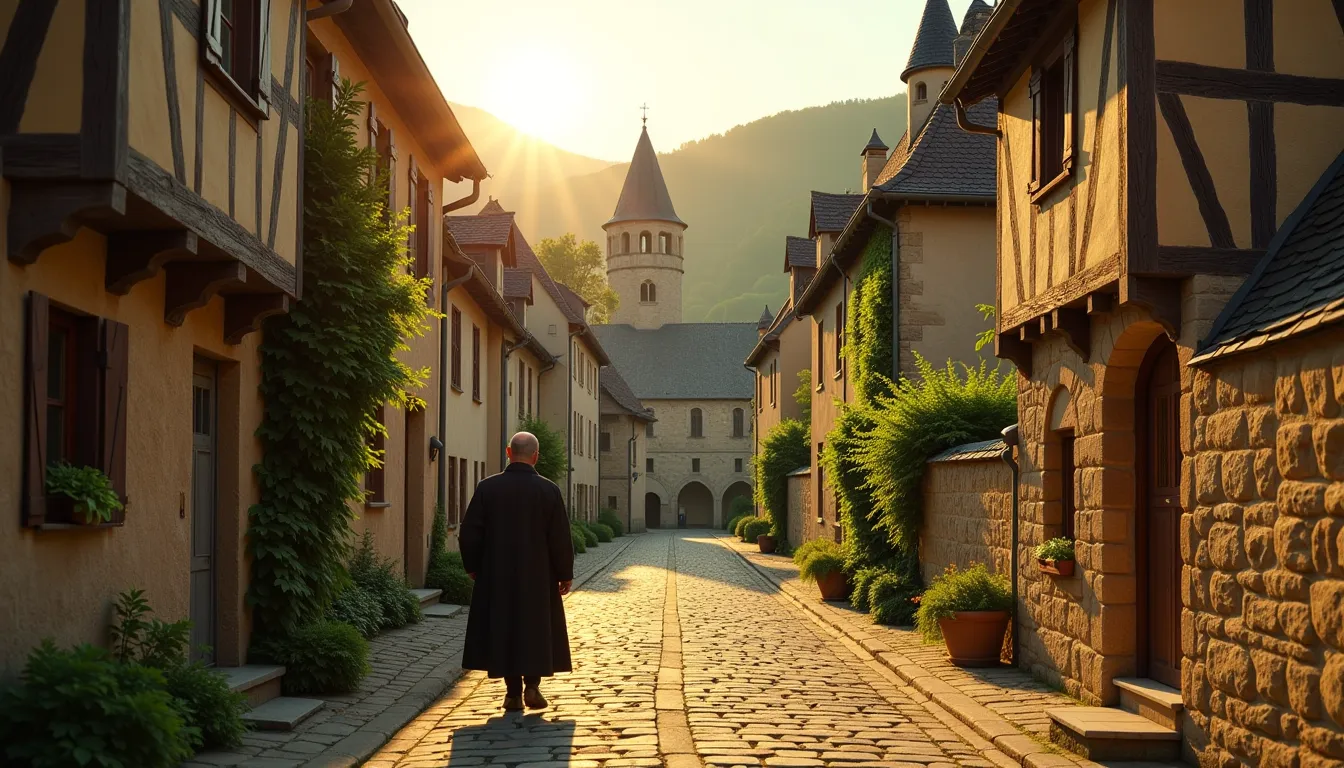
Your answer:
[459,431,575,711]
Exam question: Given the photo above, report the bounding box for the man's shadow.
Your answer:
[443,714,577,765]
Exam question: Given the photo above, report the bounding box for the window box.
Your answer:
[1038,558,1075,577]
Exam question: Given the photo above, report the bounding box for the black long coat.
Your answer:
[459,463,574,678]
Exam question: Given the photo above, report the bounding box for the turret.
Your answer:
[861,129,888,190]
[902,0,958,137]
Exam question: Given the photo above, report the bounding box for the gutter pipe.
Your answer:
[437,269,474,516]
[500,336,531,467]
[864,203,901,383]
[307,0,353,20]
[954,99,1001,136]
[566,328,580,519]
[628,426,637,535]
[442,178,481,215]
[999,423,1021,666]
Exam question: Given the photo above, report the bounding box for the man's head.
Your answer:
[506,431,540,466]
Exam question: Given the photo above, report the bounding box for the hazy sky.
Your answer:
[398,0,982,161]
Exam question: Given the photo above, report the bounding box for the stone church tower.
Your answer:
[603,125,686,330]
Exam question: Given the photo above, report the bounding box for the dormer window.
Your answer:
[1029,27,1077,200]
[639,232,651,253]
[915,82,927,102]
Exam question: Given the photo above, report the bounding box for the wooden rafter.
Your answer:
[106,230,198,295]
[7,181,127,265]
[164,261,246,326]
[224,293,289,344]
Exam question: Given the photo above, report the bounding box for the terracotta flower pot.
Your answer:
[937,610,1010,667]
[757,534,777,554]
[816,570,849,601]
[1038,558,1075,577]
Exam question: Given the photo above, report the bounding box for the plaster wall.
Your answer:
[906,65,954,138]
[570,336,602,519]
[599,410,648,534]
[901,206,996,375]
[809,274,852,543]
[643,398,754,528]
[433,286,491,557]
[920,458,1014,586]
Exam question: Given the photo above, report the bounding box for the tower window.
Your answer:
[639,232,651,253]
[640,280,657,303]
[622,232,630,253]
[659,232,670,253]
[690,408,703,438]
[915,82,927,102]
[732,408,744,437]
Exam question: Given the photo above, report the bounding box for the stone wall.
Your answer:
[787,469,811,550]
[920,454,1013,586]
[643,398,754,527]
[1182,325,1344,768]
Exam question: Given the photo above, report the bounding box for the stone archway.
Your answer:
[722,481,753,523]
[676,482,714,528]
[645,492,661,530]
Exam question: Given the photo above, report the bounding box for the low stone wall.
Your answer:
[920,440,1013,586]
[786,468,811,549]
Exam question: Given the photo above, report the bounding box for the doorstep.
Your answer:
[241,696,326,731]
[422,603,463,618]
[218,664,285,708]
[410,588,442,608]
[1048,707,1181,762]
[1114,677,1185,731]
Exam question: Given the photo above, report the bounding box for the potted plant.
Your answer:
[45,462,123,525]
[742,518,775,553]
[1035,537,1076,576]
[915,564,1012,668]
[795,539,849,601]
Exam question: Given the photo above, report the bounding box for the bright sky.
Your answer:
[399,0,982,161]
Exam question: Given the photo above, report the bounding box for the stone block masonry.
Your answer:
[921,455,1013,586]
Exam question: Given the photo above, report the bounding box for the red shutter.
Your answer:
[101,318,129,521]
[1029,70,1043,190]
[24,293,50,527]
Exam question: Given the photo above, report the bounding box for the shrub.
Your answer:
[742,518,772,543]
[0,641,196,768]
[570,522,588,553]
[1035,537,1075,561]
[724,512,746,532]
[163,662,248,751]
[598,508,624,537]
[426,550,473,605]
[733,514,755,540]
[579,523,599,547]
[796,539,845,583]
[349,531,421,630]
[255,621,369,695]
[729,495,754,520]
[328,582,382,638]
[791,538,835,568]
[794,370,812,425]
[753,419,809,543]
[520,416,566,483]
[109,589,193,668]
[590,522,614,542]
[867,571,921,626]
[915,564,1013,642]
[849,567,881,612]
[44,462,123,524]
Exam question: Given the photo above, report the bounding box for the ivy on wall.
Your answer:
[754,418,810,545]
[247,82,435,635]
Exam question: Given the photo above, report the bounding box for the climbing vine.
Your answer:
[753,418,809,544]
[247,81,435,635]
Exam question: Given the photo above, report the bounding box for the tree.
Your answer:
[793,370,812,425]
[535,234,619,323]
[974,303,995,352]
[520,416,566,484]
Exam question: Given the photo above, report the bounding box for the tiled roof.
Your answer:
[445,212,514,246]
[1195,151,1344,364]
[600,367,655,421]
[594,323,757,400]
[903,0,958,82]
[480,198,588,327]
[557,283,590,314]
[961,0,992,35]
[757,305,773,329]
[606,126,684,227]
[874,98,997,199]
[862,129,889,154]
[809,192,865,236]
[502,268,533,301]
[928,438,1006,463]
[785,236,815,270]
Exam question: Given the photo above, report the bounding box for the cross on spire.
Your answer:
[640,103,649,126]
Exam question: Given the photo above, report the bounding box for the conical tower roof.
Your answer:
[861,129,889,155]
[605,126,685,228]
[960,0,993,37]
[757,305,773,330]
[901,0,958,82]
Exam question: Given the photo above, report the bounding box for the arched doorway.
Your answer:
[645,493,661,530]
[1137,336,1182,688]
[677,482,714,528]
[722,481,753,523]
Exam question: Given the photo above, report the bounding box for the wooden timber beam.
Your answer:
[8,181,127,265]
[106,230,199,295]
[1051,307,1091,360]
[996,332,1033,378]
[164,262,246,326]
[1124,276,1182,340]
[223,294,289,344]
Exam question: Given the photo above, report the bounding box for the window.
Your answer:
[448,456,458,525]
[471,325,481,402]
[1029,28,1077,197]
[368,105,396,218]
[22,294,129,528]
[732,408,745,437]
[450,307,462,391]
[816,442,826,523]
[1060,430,1077,541]
[601,431,611,452]
[366,406,386,504]
[659,232,671,253]
[621,232,630,253]
[835,301,845,376]
[735,458,744,473]
[517,360,525,419]
[756,373,763,413]
[526,367,534,417]
[692,458,701,473]
[410,159,432,282]
[915,82,927,102]
[690,408,703,438]
[639,232,651,253]
[202,0,271,113]
[646,413,655,438]
[647,457,654,472]
[640,280,658,303]
[608,495,618,510]
[769,361,777,405]
[459,457,468,524]
[816,319,825,389]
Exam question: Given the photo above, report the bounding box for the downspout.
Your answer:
[442,178,481,215]
[627,423,637,534]
[744,363,760,515]
[864,203,901,382]
[999,423,1021,666]
[501,336,530,467]
[566,328,580,519]
[307,0,353,20]
[437,269,474,516]
[954,99,1001,137]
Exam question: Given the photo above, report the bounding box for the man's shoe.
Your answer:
[502,694,524,711]
[523,686,548,710]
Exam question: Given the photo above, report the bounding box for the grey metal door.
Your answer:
[190,359,217,664]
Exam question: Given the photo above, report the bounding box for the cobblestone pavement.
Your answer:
[369,531,1003,768]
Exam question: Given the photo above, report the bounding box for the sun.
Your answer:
[484,48,587,144]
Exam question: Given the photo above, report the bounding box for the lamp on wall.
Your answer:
[631,471,640,482]
[428,436,444,462]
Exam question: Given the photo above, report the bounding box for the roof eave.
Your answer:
[602,214,687,229]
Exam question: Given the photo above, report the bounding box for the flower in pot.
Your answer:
[1034,537,1076,577]
[796,539,849,601]
[742,518,775,553]
[45,462,123,525]
[915,563,1013,668]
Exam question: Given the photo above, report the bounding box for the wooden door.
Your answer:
[190,359,218,664]
[1139,341,1182,688]
[645,493,661,529]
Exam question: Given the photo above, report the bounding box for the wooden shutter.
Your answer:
[386,128,397,213]
[1028,69,1043,190]
[407,156,418,273]
[326,54,340,107]
[255,0,273,112]
[1060,32,1077,174]
[458,458,467,521]
[203,0,224,65]
[367,103,379,152]
[472,326,480,400]
[24,292,50,527]
[101,318,129,521]
[425,183,436,290]
[448,456,457,525]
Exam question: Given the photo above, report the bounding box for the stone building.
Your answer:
[943,0,1344,763]
[595,123,756,528]
[598,367,654,533]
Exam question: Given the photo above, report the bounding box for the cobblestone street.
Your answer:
[368,531,996,768]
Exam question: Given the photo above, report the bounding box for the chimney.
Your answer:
[861,129,889,190]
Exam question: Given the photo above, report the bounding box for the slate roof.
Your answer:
[502,268,533,301]
[785,236,816,270]
[757,306,773,329]
[862,129,889,154]
[902,0,958,82]
[445,212,514,246]
[479,199,588,326]
[928,438,1006,463]
[874,97,997,199]
[1194,151,1344,364]
[600,367,655,421]
[745,302,797,366]
[593,323,757,400]
[962,0,993,35]
[809,192,865,236]
[606,126,684,227]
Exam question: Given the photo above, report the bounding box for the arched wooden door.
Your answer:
[645,493,661,530]
[1138,339,1182,688]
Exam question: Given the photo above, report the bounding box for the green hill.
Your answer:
[450,95,909,322]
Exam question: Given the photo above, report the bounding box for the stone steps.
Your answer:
[241,696,325,731]
[1048,706,1181,762]
[1115,677,1185,731]
[423,603,463,618]
[411,587,442,608]
[218,664,285,708]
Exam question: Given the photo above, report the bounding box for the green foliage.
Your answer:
[109,589,193,669]
[734,514,756,540]
[162,663,248,751]
[426,550,474,605]
[589,522,614,542]
[848,567,880,612]
[0,641,196,768]
[598,508,624,537]
[822,405,903,575]
[570,522,588,553]
[753,419,809,543]
[535,234,619,323]
[1035,537,1075,561]
[327,583,382,639]
[916,564,1013,642]
[848,231,897,403]
[742,518,773,542]
[793,370,812,425]
[867,571,922,626]
[791,538,836,567]
[248,81,435,635]
[254,621,370,695]
[44,462,122,524]
[725,511,752,534]
[729,495,754,519]
[580,524,599,547]
[520,416,566,483]
[348,532,421,631]
[797,539,846,583]
[974,303,996,353]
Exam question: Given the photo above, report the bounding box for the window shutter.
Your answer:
[24,292,50,527]
[101,318,130,521]
[425,183,436,286]
[458,459,467,522]
[1028,70,1043,190]
[367,102,379,148]
[407,156,418,272]
[448,456,457,525]
[255,0,273,112]
[203,0,224,65]
[326,54,340,107]
[1061,32,1077,174]
[386,129,397,213]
